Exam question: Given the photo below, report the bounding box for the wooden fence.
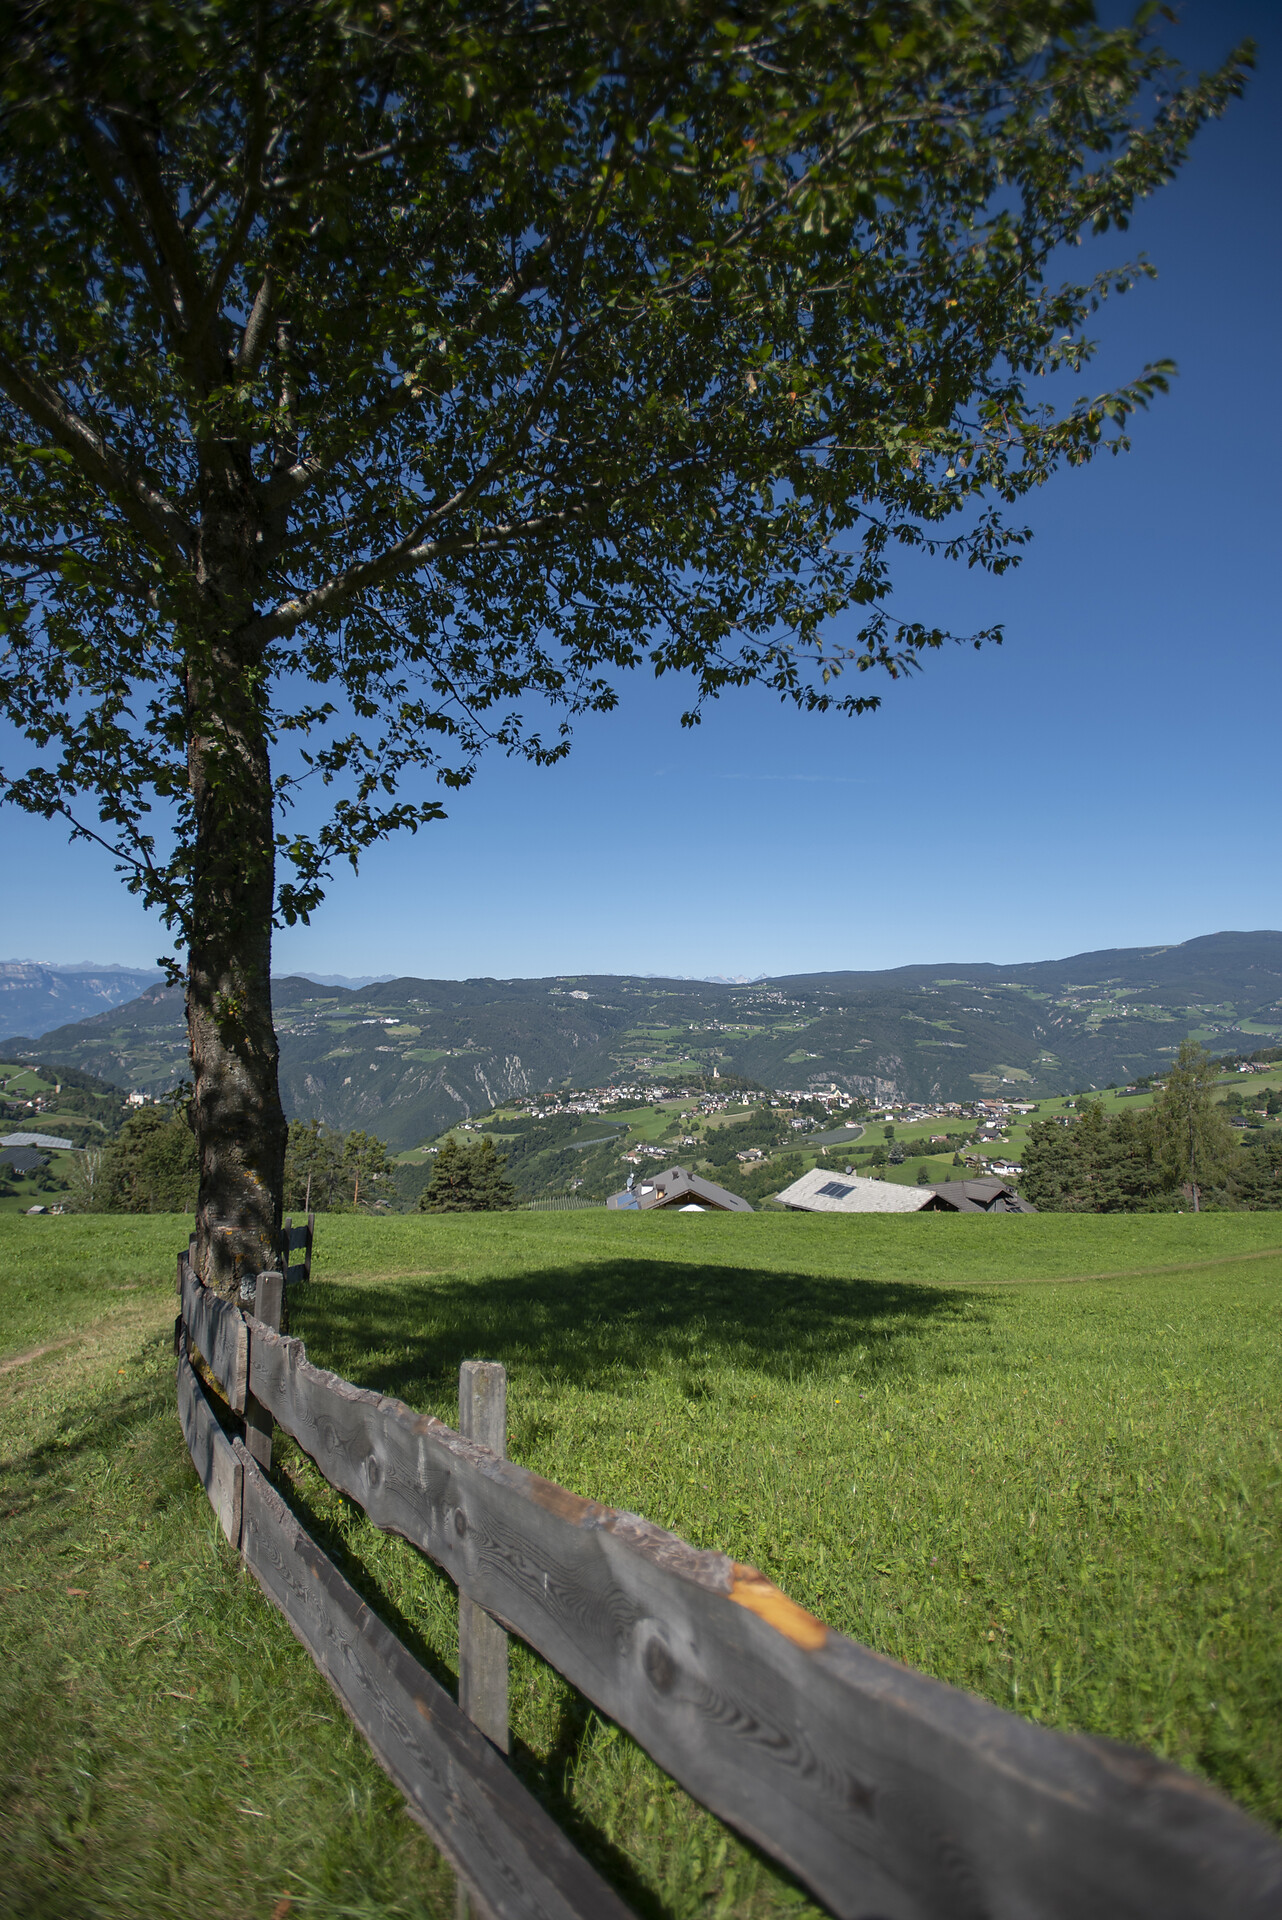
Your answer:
[175,1252,1282,1920]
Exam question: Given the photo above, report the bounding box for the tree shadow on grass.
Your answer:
[281,1261,989,1912]
[293,1257,985,1415]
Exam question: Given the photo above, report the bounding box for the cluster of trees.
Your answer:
[1020,1044,1271,1212]
[70,1107,398,1214]
[695,1107,794,1175]
[723,1152,805,1208]
[75,1101,198,1213]
[283,1120,398,1212]
[419,1138,515,1214]
[1221,1085,1282,1119]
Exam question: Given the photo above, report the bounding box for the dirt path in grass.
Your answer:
[0,1336,81,1376]
[959,1244,1282,1289]
[0,1297,171,1382]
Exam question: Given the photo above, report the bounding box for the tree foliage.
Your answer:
[1022,1046,1242,1212]
[1021,1100,1167,1212]
[419,1135,515,1212]
[0,0,1250,1277]
[1152,1039,1237,1204]
[88,1101,199,1212]
[0,0,1249,934]
[282,1115,395,1208]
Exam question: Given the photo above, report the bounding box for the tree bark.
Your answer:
[185,477,288,1295]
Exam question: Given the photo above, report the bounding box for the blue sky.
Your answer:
[5,1,1278,981]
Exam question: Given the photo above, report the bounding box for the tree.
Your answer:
[65,1144,105,1212]
[341,1127,397,1208]
[1020,1098,1169,1212]
[282,1115,395,1207]
[467,1137,517,1213]
[91,1101,199,1212]
[0,2,1248,1290]
[282,1116,343,1212]
[1150,1041,1236,1211]
[419,1135,514,1213]
[1207,1131,1282,1212]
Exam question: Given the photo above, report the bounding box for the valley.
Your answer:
[2,930,1280,1152]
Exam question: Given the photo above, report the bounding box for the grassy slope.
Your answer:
[2,1211,1280,1919]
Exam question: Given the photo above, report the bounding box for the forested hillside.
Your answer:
[4,931,1280,1151]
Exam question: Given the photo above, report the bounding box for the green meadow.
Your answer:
[2,1209,1280,1918]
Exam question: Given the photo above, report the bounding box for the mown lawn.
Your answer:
[2,1209,1280,1918]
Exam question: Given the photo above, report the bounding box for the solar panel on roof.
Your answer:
[817,1180,855,1199]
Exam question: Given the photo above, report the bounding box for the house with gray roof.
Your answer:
[774,1169,934,1213]
[607,1166,753,1213]
[775,1168,1034,1215]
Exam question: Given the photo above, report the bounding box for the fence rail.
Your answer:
[176,1337,629,1920]
[176,1252,1282,1920]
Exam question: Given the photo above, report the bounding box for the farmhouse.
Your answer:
[607,1166,753,1212]
[775,1169,1035,1214]
[930,1179,1037,1214]
[774,1170,934,1213]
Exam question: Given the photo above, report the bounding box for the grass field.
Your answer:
[2,1209,1280,1918]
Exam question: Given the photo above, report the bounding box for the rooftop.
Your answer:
[774,1169,932,1214]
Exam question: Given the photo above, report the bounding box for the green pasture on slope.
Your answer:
[1,1210,1280,1920]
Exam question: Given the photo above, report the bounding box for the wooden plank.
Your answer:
[458,1362,509,1756]
[180,1261,248,1413]
[235,1439,634,1920]
[248,1322,1282,1920]
[176,1336,242,1547]
[244,1271,284,1470]
[282,1213,314,1284]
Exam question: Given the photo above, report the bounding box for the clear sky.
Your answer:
[5,1,1278,981]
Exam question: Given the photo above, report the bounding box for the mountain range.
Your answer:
[3,931,1280,1152]
[0,961,165,1037]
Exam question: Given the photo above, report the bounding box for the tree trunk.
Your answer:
[186,647,287,1294]
[185,463,288,1294]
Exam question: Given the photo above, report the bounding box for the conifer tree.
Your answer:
[419,1135,515,1213]
[467,1137,516,1213]
[420,1137,470,1213]
[1150,1042,1235,1211]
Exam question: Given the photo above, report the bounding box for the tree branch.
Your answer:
[104,112,223,389]
[74,111,193,355]
[0,355,193,563]
[255,500,612,643]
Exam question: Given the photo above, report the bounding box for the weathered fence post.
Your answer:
[457,1360,510,1750]
[456,1360,509,1920]
[243,1271,284,1471]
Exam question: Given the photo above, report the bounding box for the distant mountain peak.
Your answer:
[286,971,398,989]
[640,972,770,984]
